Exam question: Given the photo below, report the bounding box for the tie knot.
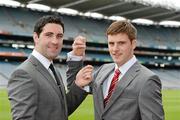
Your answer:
[49,64,55,71]
[115,69,120,76]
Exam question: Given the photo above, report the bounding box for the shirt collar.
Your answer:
[31,49,52,70]
[115,55,137,75]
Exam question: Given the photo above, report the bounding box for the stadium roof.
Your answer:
[5,0,180,23]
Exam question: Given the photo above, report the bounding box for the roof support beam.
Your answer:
[113,6,152,16]
[88,1,127,12]
[166,13,180,20]
[59,0,89,8]
[28,0,43,4]
[143,11,177,19]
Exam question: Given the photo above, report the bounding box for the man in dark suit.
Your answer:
[7,15,93,120]
[67,20,164,120]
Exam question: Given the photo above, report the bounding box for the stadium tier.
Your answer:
[0,61,179,89]
[0,6,180,48]
[0,46,179,66]
[0,6,180,90]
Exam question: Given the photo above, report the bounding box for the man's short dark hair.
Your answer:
[34,15,64,37]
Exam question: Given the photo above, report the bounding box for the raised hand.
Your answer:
[72,35,86,56]
[75,65,94,88]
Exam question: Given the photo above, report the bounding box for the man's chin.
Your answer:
[113,59,122,64]
[113,57,120,61]
[49,54,59,60]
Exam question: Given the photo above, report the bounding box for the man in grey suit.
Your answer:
[67,20,164,120]
[7,15,93,120]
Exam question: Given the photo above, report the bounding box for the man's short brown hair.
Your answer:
[106,20,137,41]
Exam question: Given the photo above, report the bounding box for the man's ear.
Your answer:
[33,32,38,45]
[132,39,137,50]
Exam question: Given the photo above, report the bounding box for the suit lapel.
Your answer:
[28,55,62,99]
[55,68,67,107]
[55,67,68,115]
[104,62,141,112]
[93,64,115,114]
[55,68,66,96]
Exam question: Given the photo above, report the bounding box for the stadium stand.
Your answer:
[136,24,180,48]
[0,60,179,90]
[152,69,180,89]
[0,6,180,90]
[0,61,19,88]
[1,6,180,48]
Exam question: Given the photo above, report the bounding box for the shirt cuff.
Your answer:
[67,51,84,61]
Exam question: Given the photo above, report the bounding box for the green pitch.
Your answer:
[163,89,180,120]
[0,88,180,120]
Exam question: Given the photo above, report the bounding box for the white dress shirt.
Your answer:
[31,49,56,82]
[103,55,137,98]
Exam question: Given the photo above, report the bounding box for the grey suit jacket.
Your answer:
[8,55,87,120]
[67,61,164,120]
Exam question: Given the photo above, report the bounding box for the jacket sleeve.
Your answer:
[66,61,83,90]
[138,75,164,120]
[7,69,37,120]
[66,82,88,115]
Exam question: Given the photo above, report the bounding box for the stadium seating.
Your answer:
[0,6,180,89]
[0,61,19,87]
[152,69,180,89]
[1,6,180,48]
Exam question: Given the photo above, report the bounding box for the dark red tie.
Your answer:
[104,69,120,107]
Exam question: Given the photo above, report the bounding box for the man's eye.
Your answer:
[57,34,63,39]
[45,33,53,37]
[46,34,53,37]
[109,42,114,45]
[119,42,125,45]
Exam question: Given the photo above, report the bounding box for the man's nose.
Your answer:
[112,44,119,51]
[52,37,59,44]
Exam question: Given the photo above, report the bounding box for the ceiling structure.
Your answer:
[14,0,180,22]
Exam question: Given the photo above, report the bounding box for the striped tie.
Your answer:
[104,69,120,107]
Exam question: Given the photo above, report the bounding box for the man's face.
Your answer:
[33,23,64,61]
[108,33,136,67]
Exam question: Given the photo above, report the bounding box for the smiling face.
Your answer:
[108,33,136,67]
[33,23,64,61]
[106,20,137,67]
